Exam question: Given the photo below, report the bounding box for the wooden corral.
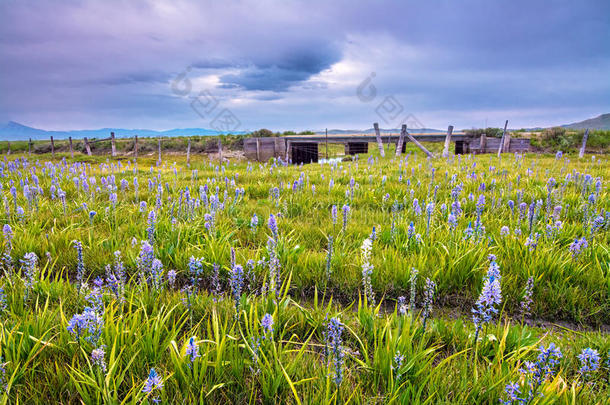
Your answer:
[244,131,530,162]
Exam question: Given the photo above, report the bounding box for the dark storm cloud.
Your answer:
[0,0,608,130]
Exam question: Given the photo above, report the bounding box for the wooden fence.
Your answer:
[4,132,224,165]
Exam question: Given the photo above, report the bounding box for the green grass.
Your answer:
[0,148,608,403]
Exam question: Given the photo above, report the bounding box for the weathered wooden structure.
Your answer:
[244,131,531,163]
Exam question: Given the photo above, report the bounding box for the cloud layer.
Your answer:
[1,0,609,131]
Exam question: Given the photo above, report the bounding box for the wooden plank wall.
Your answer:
[244,138,287,161]
[467,137,530,154]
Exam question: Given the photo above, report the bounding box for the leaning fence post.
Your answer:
[497,120,509,157]
[405,129,435,158]
[69,136,74,158]
[578,128,589,158]
[395,125,406,156]
[373,122,385,157]
[111,132,116,157]
[442,125,454,157]
[186,138,191,166]
[84,137,92,156]
[50,136,55,157]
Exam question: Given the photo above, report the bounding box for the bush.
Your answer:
[464,127,504,138]
[249,128,276,138]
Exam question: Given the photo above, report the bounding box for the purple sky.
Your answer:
[1,0,609,132]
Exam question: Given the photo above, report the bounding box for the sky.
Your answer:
[1,0,609,132]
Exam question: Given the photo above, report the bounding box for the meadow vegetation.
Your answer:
[0,145,608,403]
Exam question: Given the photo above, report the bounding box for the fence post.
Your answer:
[503,131,511,153]
[217,138,223,163]
[442,125,454,157]
[255,138,260,161]
[479,133,487,153]
[69,136,74,158]
[286,140,291,161]
[111,132,116,157]
[578,128,589,158]
[497,120,509,157]
[157,138,162,166]
[84,137,92,156]
[186,138,191,166]
[373,122,385,157]
[6,141,10,155]
[395,125,406,156]
[50,136,55,157]
[28,138,32,155]
[134,135,138,159]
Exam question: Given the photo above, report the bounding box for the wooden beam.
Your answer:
[28,138,32,155]
[373,122,385,157]
[50,136,55,157]
[134,135,138,159]
[404,128,435,158]
[497,120,509,157]
[84,137,92,156]
[579,128,589,158]
[442,125,454,157]
[256,138,260,161]
[110,132,116,157]
[286,140,291,161]
[186,138,191,166]
[395,125,406,156]
[6,141,10,155]
[69,137,74,158]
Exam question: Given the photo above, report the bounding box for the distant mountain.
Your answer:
[0,121,245,141]
[562,113,610,130]
[319,127,444,135]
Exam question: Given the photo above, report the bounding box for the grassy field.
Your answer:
[0,146,608,403]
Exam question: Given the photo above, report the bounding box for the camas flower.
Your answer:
[577,347,600,379]
[472,256,502,341]
[250,213,258,232]
[142,368,163,403]
[73,240,85,292]
[231,264,244,317]
[569,236,588,258]
[331,205,337,225]
[501,343,562,404]
[185,336,200,364]
[361,238,375,305]
[325,317,345,386]
[91,346,107,372]
[21,252,38,301]
[261,313,274,338]
[421,278,436,330]
[268,214,278,241]
[342,204,350,231]
[520,276,534,317]
[397,296,407,315]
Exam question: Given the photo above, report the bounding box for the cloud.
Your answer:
[0,0,608,131]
